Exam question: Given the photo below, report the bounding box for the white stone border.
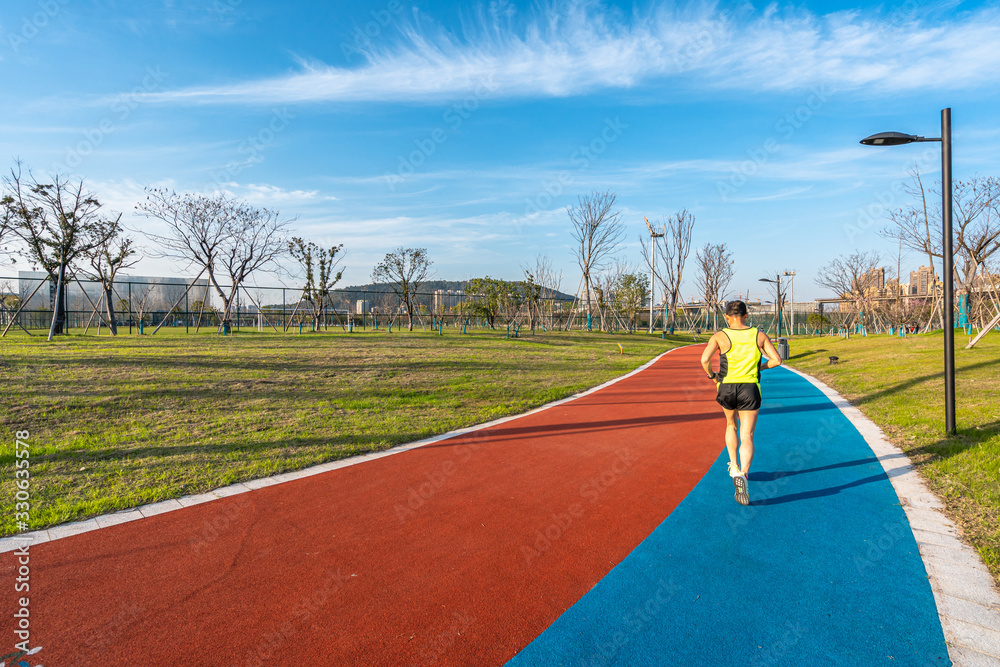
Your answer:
[785,366,1000,666]
[0,343,696,555]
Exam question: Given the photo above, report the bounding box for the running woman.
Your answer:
[699,300,782,505]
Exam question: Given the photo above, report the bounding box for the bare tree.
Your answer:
[532,254,563,298]
[569,191,624,329]
[371,247,431,331]
[695,243,735,330]
[882,170,1000,322]
[592,261,623,332]
[288,238,345,331]
[882,170,938,272]
[0,198,13,258]
[129,283,159,330]
[137,189,291,330]
[520,267,542,332]
[84,220,138,336]
[815,251,883,330]
[661,210,696,330]
[2,162,120,339]
[610,265,649,333]
[530,254,562,329]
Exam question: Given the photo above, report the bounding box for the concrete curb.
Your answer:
[1,343,695,554]
[785,365,1000,666]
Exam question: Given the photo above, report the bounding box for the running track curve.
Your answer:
[2,344,727,666]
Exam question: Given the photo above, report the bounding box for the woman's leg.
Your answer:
[737,409,759,474]
[723,407,739,468]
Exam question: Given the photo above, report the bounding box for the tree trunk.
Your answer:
[48,264,67,339]
[104,286,118,336]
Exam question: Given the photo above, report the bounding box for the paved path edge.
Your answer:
[0,344,694,554]
[784,365,1000,666]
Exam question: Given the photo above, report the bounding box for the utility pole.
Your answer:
[783,270,796,335]
[645,216,664,334]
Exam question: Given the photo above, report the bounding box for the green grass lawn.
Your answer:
[0,328,685,536]
[785,331,1000,583]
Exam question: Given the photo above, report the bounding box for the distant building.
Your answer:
[971,272,1000,291]
[885,277,902,297]
[17,271,210,311]
[862,267,885,294]
[432,290,464,311]
[355,299,370,315]
[909,266,937,296]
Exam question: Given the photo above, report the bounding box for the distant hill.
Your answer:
[334,280,575,301]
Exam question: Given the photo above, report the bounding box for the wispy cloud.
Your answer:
[133,1,1000,106]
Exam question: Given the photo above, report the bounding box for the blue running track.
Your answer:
[506,366,950,666]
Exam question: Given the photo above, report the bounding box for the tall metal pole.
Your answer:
[941,107,956,435]
[784,271,796,335]
[649,234,655,333]
[789,274,794,334]
[775,274,782,339]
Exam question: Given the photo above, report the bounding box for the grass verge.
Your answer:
[785,331,1000,585]
[0,328,685,536]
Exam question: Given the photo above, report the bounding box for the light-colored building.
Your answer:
[909,265,937,296]
[355,299,370,315]
[17,271,211,311]
[432,290,464,311]
[862,267,885,294]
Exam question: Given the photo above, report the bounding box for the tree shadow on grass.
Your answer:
[848,356,1000,407]
[787,348,827,361]
[904,419,1000,464]
[0,434,424,467]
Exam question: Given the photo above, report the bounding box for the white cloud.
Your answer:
[230,183,336,205]
[132,1,1000,106]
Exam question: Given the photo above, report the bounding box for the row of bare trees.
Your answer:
[569,189,737,332]
[1,163,135,339]
[815,170,1000,343]
[1,165,750,341]
[0,161,341,338]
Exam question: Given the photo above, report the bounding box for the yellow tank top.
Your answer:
[720,327,762,386]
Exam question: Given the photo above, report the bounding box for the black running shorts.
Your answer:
[716,383,762,411]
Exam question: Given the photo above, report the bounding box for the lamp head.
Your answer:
[860,132,919,146]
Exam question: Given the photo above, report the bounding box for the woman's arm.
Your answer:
[757,330,783,371]
[700,334,720,377]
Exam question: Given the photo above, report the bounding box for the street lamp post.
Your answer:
[783,270,796,335]
[759,276,782,339]
[860,108,955,435]
[645,216,664,334]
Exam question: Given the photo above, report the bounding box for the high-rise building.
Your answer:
[432,290,464,311]
[862,267,885,295]
[908,266,937,296]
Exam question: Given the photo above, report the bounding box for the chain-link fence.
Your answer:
[0,274,857,336]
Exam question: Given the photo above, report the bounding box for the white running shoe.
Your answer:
[727,461,741,477]
[733,474,750,506]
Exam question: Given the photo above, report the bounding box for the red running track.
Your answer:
[2,345,723,666]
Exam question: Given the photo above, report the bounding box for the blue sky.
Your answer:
[3,0,1000,301]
